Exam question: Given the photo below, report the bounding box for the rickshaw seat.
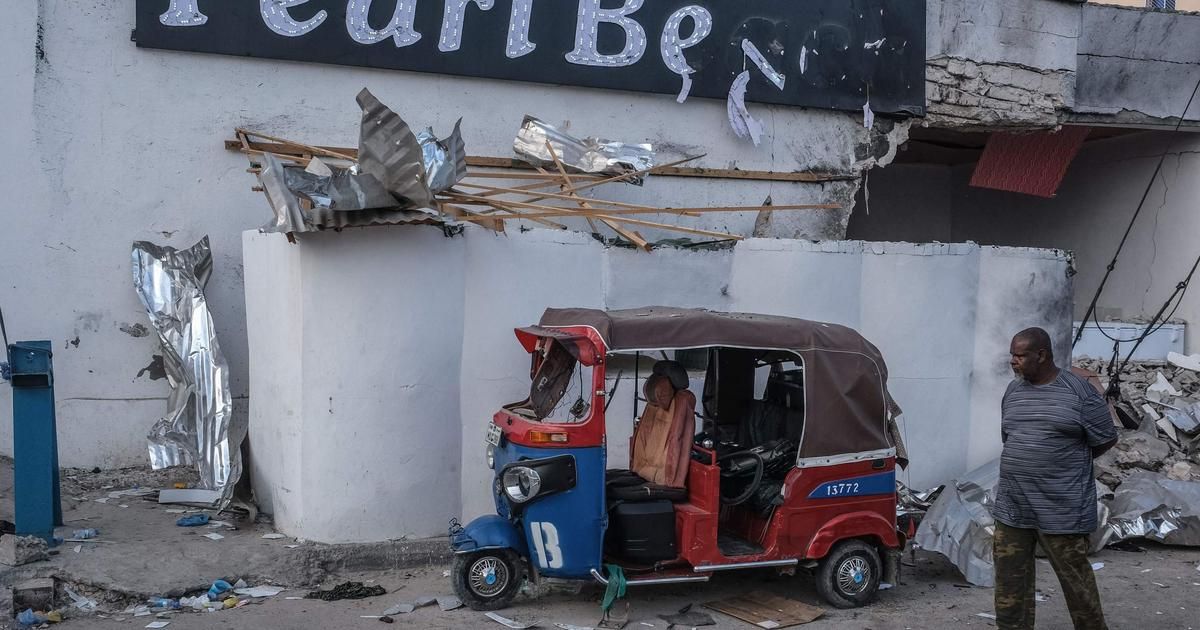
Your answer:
[629,373,696,489]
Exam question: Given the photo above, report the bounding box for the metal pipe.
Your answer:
[590,568,712,586]
[693,558,798,572]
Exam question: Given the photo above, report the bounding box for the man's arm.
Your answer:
[1092,437,1117,459]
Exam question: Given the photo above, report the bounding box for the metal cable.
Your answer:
[1073,76,1200,349]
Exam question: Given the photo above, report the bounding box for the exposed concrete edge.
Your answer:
[1063,112,1200,131]
[307,536,452,574]
[0,537,453,606]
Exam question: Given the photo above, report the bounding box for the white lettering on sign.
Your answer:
[346,0,422,46]
[565,0,647,68]
[530,521,564,569]
[440,0,495,52]
[260,0,328,37]
[506,0,537,58]
[159,0,207,26]
[659,5,712,103]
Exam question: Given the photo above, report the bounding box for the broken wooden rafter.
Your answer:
[543,141,647,250]
[223,138,850,183]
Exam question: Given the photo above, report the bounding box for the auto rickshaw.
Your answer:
[450,307,909,610]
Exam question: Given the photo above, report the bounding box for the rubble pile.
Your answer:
[1075,358,1200,487]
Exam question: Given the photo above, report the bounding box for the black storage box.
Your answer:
[607,500,677,563]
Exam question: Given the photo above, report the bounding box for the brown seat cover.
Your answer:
[630,374,696,489]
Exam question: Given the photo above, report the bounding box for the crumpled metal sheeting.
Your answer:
[913,459,1000,587]
[258,154,445,234]
[513,115,655,184]
[897,480,944,517]
[132,237,241,509]
[258,153,309,234]
[356,88,434,208]
[1100,471,1200,547]
[418,118,467,193]
[282,161,397,211]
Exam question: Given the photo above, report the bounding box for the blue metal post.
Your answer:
[6,340,62,543]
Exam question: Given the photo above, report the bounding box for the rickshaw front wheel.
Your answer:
[814,539,882,609]
[452,549,524,610]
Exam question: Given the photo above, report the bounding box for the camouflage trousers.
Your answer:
[993,522,1107,630]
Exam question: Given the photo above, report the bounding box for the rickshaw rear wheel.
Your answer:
[814,539,882,609]
[452,549,524,611]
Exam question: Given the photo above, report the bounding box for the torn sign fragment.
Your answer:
[727,71,765,146]
[741,39,786,91]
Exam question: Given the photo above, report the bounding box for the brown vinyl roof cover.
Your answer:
[538,307,900,460]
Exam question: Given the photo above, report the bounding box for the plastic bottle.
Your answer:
[73,528,99,539]
[148,597,181,610]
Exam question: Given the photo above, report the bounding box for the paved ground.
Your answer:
[3,461,1200,629]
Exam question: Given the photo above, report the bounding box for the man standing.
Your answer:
[993,327,1118,630]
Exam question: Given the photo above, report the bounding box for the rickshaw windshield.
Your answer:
[505,336,596,424]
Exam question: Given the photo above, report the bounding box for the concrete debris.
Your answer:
[1148,372,1182,402]
[1168,462,1195,481]
[1077,359,1200,489]
[0,534,50,566]
[1168,352,1200,372]
[13,577,56,612]
[437,595,463,611]
[1164,403,1200,435]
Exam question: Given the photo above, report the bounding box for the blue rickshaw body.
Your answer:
[454,440,607,580]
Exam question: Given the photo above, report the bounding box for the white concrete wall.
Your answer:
[244,227,1072,541]
[245,227,468,543]
[949,131,1200,353]
[850,131,1200,354]
[0,0,896,469]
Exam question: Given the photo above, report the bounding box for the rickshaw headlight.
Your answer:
[502,466,542,503]
[486,444,495,469]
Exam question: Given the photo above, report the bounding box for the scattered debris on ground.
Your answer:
[705,590,825,627]
[305,581,387,601]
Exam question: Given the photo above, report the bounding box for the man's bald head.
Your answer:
[1010,327,1057,383]
[1013,327,1054,359]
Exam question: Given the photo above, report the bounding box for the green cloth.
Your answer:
[600,564,627,612]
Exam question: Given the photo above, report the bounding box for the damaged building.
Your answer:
[0,0,1198,546]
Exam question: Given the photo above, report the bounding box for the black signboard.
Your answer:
[135,1,925,116]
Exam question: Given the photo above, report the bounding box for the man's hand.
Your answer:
[1092,437,1117,459]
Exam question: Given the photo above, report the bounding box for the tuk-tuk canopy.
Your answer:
[530,307,904,466]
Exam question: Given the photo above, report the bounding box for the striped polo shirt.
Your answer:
[994,369,1118,534]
